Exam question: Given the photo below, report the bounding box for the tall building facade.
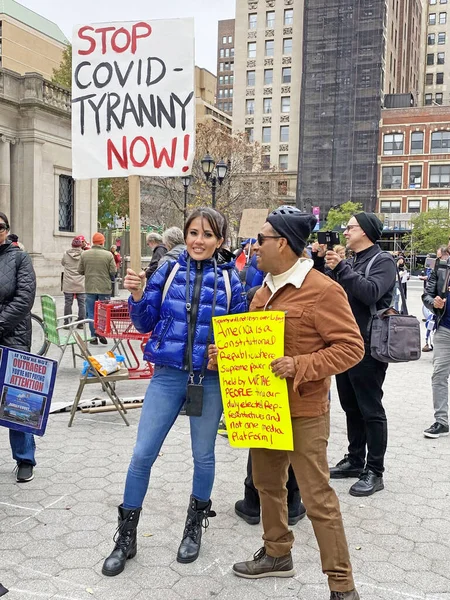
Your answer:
[233,0,302,201]
[216,19,235,116]
[196,66,232,130]
[0,0,67,81]
[423,0,450,106]
[297,0,423,216]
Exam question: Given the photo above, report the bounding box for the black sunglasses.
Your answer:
[0,224,8,232]
[257,233,282,246]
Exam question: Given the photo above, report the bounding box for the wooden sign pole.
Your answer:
[128,175,142,274]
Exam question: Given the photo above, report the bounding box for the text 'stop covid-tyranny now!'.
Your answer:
[71,19,195,179]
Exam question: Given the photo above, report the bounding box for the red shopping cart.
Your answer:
[94,300,154,380]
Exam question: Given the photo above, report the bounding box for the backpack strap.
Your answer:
[161,262,180,304]
[223,269,232,313]
[365,251,404,315]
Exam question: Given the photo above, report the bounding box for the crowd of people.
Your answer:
[1,206,449,600]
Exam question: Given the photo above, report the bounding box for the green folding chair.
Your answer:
[40,295,93,367]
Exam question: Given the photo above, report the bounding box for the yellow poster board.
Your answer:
[213,311,293,451]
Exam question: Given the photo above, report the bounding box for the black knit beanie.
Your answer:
[354,212,383,244]
[267,206,317,256]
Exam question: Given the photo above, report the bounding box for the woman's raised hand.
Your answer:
[124,268,146,302]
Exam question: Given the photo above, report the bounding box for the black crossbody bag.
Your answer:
[185,257,218,417]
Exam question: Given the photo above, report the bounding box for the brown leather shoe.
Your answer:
[330,589,360,599]
[232,547,295,579]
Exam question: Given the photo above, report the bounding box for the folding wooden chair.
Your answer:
[68,331,130,427]
[40,295,93,367]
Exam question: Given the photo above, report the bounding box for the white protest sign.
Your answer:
[72,19,195,179]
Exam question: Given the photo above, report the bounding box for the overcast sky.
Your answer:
[18,0,236,74]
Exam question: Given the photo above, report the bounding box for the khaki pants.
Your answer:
[252,412,355,592]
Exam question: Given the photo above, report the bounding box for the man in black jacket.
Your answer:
[322,213,396,496]
[145,233,167,279]
[422,249,450,439]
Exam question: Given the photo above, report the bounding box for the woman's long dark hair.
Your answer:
[184,207,227,245]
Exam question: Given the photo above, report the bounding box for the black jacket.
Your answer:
[0,241,37,351]
[145,244,168,279]
[316,245,396,343]
[422,259,450,330]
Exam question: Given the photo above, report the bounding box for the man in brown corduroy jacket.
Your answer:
[231,207,364,600]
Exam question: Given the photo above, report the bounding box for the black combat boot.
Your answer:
[176,495,216,563]
[102,505,142,577]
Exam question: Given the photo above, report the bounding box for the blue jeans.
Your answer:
[123,366,223,509]
[9,430,36,466]
[85,293,110,337]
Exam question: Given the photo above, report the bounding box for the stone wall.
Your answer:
[0,69,98,294]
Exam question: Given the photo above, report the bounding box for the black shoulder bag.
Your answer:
[185,257,218,417]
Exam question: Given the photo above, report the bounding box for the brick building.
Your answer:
[377,105,450,214]
[216,19,235,116]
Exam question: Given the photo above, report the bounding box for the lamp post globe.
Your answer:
[201,152,215,180]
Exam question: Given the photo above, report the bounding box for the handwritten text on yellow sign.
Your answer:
[213,311,293,451]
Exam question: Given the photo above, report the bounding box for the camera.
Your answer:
[317,230,340,250]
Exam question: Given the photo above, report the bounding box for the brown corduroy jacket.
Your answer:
[250,268,365,417]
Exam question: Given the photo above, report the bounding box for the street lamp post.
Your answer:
[181,175,191,224]
[201,153,228,208]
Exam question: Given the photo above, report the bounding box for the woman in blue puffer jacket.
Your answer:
[102,208,246,577]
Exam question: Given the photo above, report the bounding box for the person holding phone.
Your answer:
[102,207,246,577]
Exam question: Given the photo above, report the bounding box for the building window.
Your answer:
[408,200,421,213]
[441,0,448,4]
[427,53,435,65]
[425,93,433,104]
[230,75,234,84]
[436,93,443,104]
[282,67,291,83]
[283,38,292,54]
[264,69,273,84]
[430,165,450,187]
[230,89,233,98]
[266,11,275,27]
[383,133,404,155]
[440,11,447,23]
[219,48,224,58]
[278,180,288,195]
[284,8,293,25]
[224,89,229,98]
[245,127,254,143]
[430,0,437,4]
[411,131,424,154]
[217,102,223,110]
[438,52,445,64]
[218,89,224,98]
[248,42,256,58]
[279,154,288,170]
[225,48,230,57]
[380,201,401,213]
[222,36,227,44]
[246,99,255,114]
[430,13,437,24]
[248,13,257,28]
[228,35,232,43]
[426,73,434,85]
[263,98,272,114]
[231,48,234,57]
[59,175,74,232]
[262,155,271,170]
[281,96,290,112]
[381,166,402,189]
[219,63,224,72]
[247,70,256,86]
[428,33,436,44]
[429,199,450,209]
[224,75,229,84]
[409,165,422,188]
[219,76,223,85]
[265,40,274,56]
[436,72,444,84]
[438,32,446,43]
[280,125,289,142]
[431,131,450,152]
[262,126,271,143]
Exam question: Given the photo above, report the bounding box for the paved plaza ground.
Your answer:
[0,281,449,600]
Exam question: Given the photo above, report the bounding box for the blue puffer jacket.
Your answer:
[129,250,246,371]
